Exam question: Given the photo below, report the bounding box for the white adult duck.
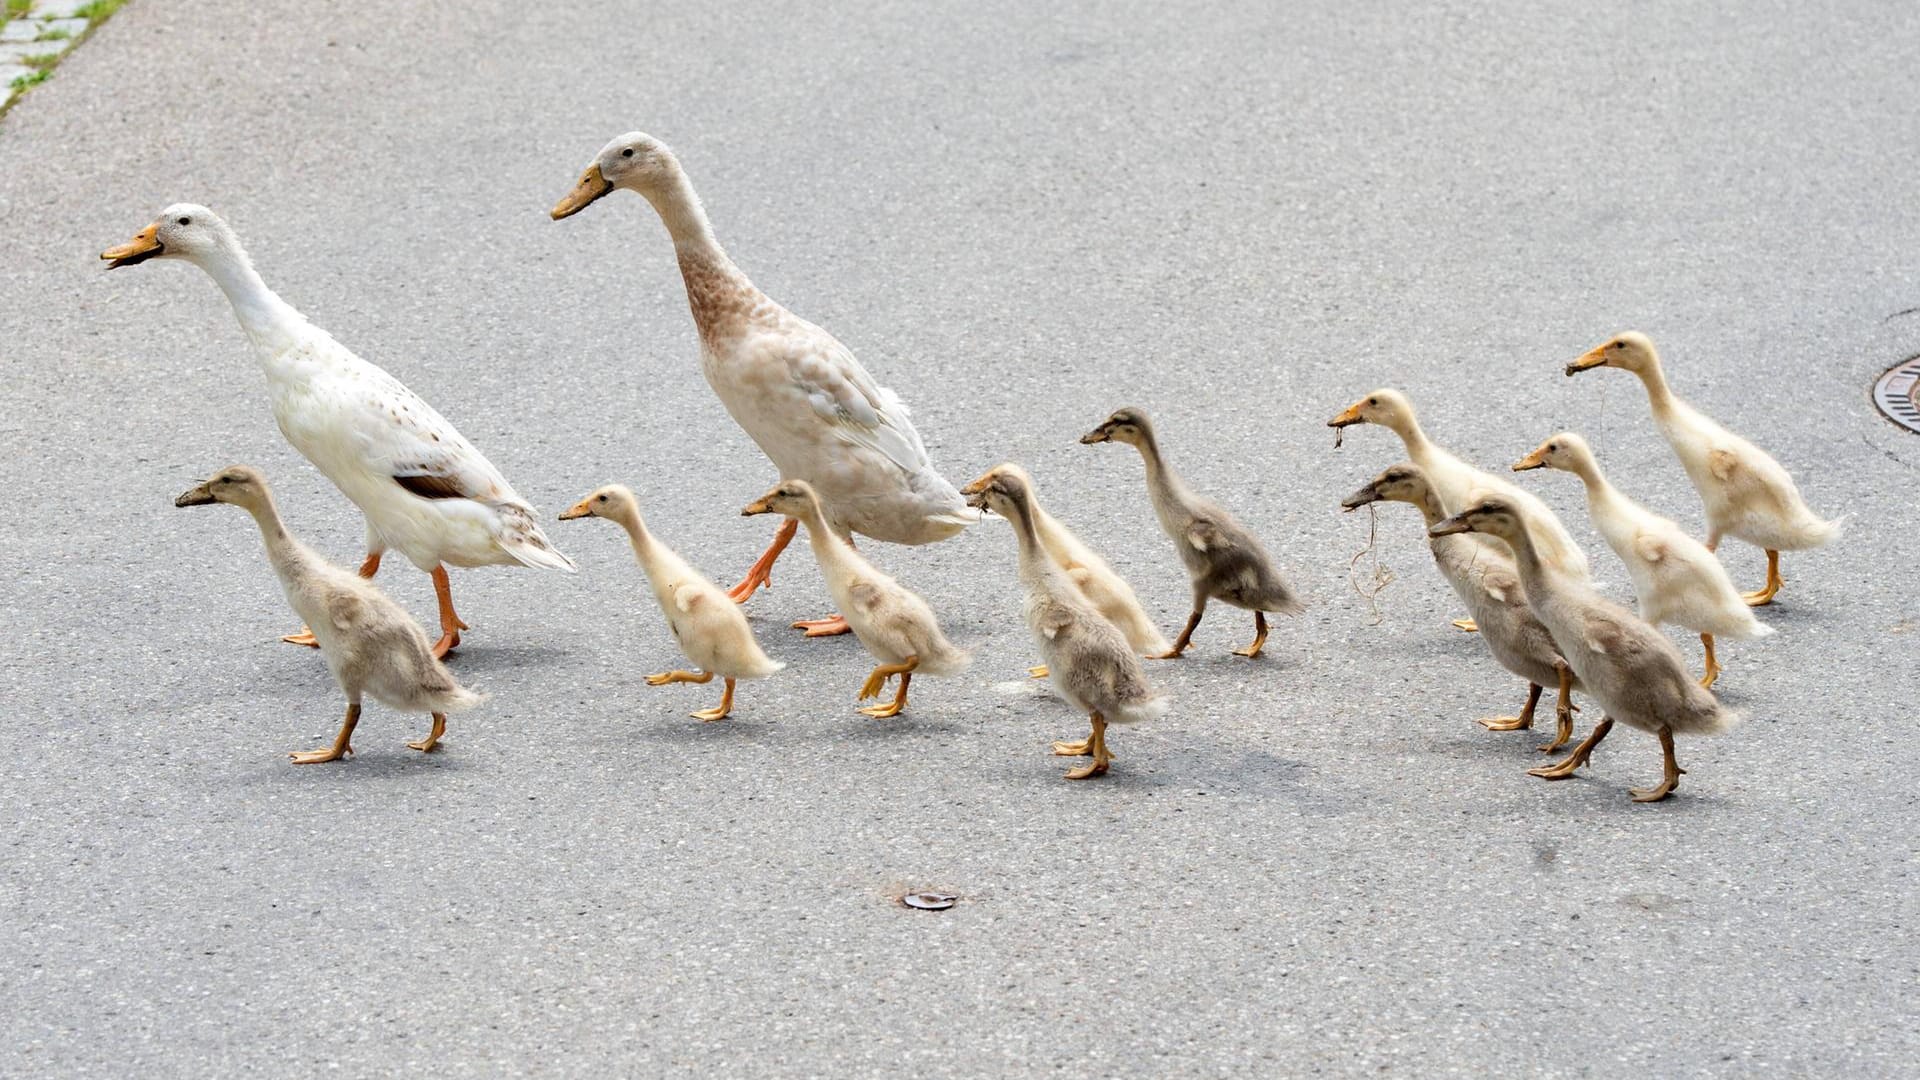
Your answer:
[551,132,975,637]
[104,205,573,656]
[1566,332,1841,606]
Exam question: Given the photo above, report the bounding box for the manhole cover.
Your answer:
[901,892,957,911]
[1873,355,1920,433]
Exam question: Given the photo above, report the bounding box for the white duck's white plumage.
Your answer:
[1518,434,1771,642]
[1568,333,1841,554]
[552,133,974,547]
[110,205,573,578]
[1331,388,1591,579]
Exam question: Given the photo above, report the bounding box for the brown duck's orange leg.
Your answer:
[1152,609,1204,659]
[728,519,797,603]
[407,712,447,753]
[1232,611,1270,658]
[1479,682,1542,732]
[430,565,468,659]
[284,551,384,646]
[290,702,360,765]
[1742,550,1782,607]
[1539,664,1578,753]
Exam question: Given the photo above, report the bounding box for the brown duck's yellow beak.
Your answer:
[550,164,613,220]
[1328,401,1365,428]
[1078,427,1111,445]
[102,223,164,268]
[1512,446,1550,471]
[174,480,215,507]
[1565,345,1611,377]
[1428,514,1474,537]
[557,498,595,520]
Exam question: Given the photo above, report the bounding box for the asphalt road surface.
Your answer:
[3,1,1916,1076]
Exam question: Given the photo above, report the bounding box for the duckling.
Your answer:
[1081,408,1303,659]
[960,463,1170,678]
[559,485,782,720]
[1567,332,1841,606]
[174,466,482,764]
[965,467,1167,779]
[1430,497,1739,802]
[1328,388,1591,631]
[1341,464,1579,750]
[740,480,967,717]
[1514,433,1773,688]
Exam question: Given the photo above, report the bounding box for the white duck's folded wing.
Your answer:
[792,337,934,477]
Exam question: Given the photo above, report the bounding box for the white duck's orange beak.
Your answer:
[102,223,164,268]
[551,164,613,220]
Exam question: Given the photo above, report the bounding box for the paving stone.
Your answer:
[0,21,40,43]
[0,62,31,89]
[30,0,92,18]
[37,17,87,39]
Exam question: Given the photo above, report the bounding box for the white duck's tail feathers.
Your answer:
[927,508,982,528]
[504,534,577,571]
[1108,694,1170,726]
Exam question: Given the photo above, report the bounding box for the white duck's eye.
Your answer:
[178,216,192,226]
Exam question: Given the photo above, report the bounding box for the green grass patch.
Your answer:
[73,0,127,19]
[21,51,59,69]
[35,26,72,41]
[9,69,51,91]
[5,0,32,20]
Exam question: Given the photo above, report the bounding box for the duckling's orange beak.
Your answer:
[1327,401,1365,428]
[959,472,996,497]
[550,163,613,220]
[740,496,775,517]
[102,223,164,268]
[557,498,595,520]
[1565,344,1612,376]
[1512,445,1551,471]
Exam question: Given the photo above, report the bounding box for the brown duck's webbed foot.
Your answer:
[1629,726,1686,803]
[1231,611,1269,658]
[727,518,796,603]
[1062,713,1112,780]
[407,712,446,753]
[1479,682,1542,732]
[646,669,715,687]
[1151,609,1203,660]
[1028,665,1050,679]
[429,564,469,658]
[1538,665,1577,753]
[793,613,852,637]
[1742,549,1782,607]
[690,678,736,722]
[290,703,360,765]
[1451,617,1479,633]
[1698,633,1721,689]
[1529,718,1613,781]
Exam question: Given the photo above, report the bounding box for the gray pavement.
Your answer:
[3,1,1917,1076]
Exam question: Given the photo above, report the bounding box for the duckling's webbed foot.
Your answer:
[857,659,917,718]
[290,703,361,765]
[1479,683,1542,732]
[1028,665,1051,679]
[1061,713,1112,780]
[1628,727,1685,803]
[1231,612,1269,658]
[690,678,736,722]
[1451,618,1479,633]
[1528,718,1613,781]
[281,629,321,648]
[407,712,447,753]
[728,519,796,603]
[1151,610,1204,660]
[646,669,714,687]
[793,614,852,638]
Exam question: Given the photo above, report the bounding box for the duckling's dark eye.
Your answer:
[178,216,191,226]
[1367,397,1378,406]
[621,148,634,158]
[596,494,608,502]
[1612,341,1624,349]
[1548,443,1558,451]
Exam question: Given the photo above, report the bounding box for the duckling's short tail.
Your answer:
[440,685,487,714]
[1108,694,1169,726]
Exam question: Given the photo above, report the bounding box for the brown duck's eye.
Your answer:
[178,216,191,226]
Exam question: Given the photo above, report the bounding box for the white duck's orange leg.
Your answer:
[290,702,360,765]
[429,565,468,659]
[284,551,383,646]
[792,614,852,637]
[690,678,736,722]
[1742,550,1782,607]
[728,519,796,603]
